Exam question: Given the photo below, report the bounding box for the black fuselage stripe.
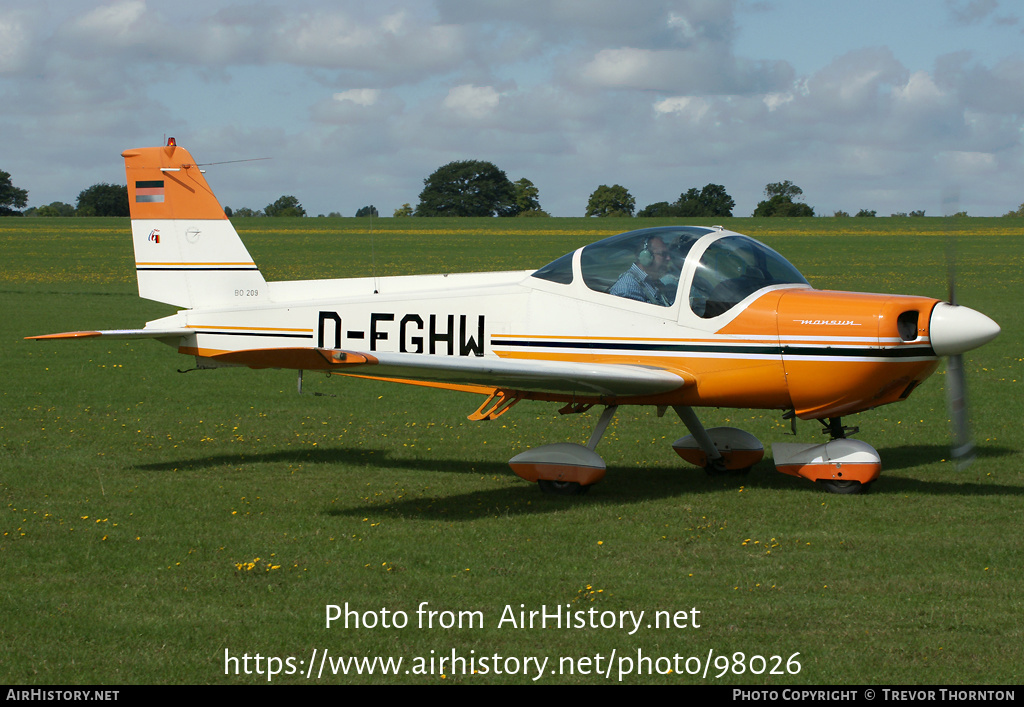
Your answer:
[490,339,935,358]
[136,267,260,271]
[191,330,312,339]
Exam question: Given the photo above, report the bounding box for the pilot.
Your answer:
[609,236,672,305]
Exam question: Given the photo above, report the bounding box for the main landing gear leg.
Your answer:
[586,405,618,451]
[672,405,728,475]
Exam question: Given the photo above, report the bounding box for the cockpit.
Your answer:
[531,226,810,319]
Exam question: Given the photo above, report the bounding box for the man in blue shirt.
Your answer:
[609,236,672,306]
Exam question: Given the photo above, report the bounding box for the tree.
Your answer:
[28,201,75,217]
[0,169,28,216]
[513,178,542,213]
[586,184,635,217]
[855,209,877,217]
[637,201,680,218]
[76,183,128,217]
[264,195,305,217]
[355,205,378,217]
[416,160,518,217]
[393,203,413,217]
[232,207,261,217]
[693,183,735,217]
[753,180,813,217]
[1003,203,1024,217]
[754,195,814,217]
[675,187,704,217]
[764,180,803,200]
[833,210,850,218]
[638,183,734,218]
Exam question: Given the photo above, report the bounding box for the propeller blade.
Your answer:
[945,353,975,469]
[946,237,959,306]
[944,230,975,468]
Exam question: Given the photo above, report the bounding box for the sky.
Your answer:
[2,0,1023,218]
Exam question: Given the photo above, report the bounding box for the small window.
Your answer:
[531,252,574,284]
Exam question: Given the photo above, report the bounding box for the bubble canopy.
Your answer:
[530,226,809,318]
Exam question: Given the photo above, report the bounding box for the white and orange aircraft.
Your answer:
[30,140,1001,494]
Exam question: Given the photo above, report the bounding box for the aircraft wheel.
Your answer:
[703,462,729,476]
[819,479,871,495]
[538,480,590,496]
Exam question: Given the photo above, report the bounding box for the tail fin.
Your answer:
[123,139,267,309]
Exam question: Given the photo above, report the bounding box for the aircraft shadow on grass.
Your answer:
[133,442,1021,521]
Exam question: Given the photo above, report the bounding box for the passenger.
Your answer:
[609,236,672,305]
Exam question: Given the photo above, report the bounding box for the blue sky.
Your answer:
[2,0,1023,217]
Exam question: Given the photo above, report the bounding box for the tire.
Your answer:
[538,480,590,496]
[820,479,871,495]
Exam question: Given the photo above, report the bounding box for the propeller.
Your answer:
[944,240,975,468]
[938,190,984,469]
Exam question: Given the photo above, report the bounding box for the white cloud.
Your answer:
[334,89,381,106]
[73,0,146,40]
[443,84,500,118]
[2,1,1024,217]
[666,12,697,39]
[654,96,710,123]
[804,48,907,111]
[937,150,998,174]
[582,48,656,88]
[0,15,30,73]
[893,71,945,105]
[576,44,791,95]
[270,10,468,83]
[763,92,793,112]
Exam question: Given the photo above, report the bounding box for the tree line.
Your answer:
[5,162,1024,219]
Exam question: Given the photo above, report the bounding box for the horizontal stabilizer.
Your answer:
[27,328,191,341]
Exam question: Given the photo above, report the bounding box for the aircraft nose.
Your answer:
[929,302,1000,356]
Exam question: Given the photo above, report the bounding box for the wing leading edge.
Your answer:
[203,347,691,398]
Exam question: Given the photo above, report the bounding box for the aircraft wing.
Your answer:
[207,347,690,398]
[27,332,690,397]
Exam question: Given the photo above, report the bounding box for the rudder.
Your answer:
[123,138,267,309]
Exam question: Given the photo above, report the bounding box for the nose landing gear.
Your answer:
[772,417,880,494]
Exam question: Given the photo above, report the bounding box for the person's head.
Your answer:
[637,236,670,278]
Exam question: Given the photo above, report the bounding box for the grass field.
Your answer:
[1,216,1021,685]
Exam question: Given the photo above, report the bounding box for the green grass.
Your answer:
[1,217,1022,684]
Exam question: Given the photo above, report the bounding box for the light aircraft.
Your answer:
[30,139,1000,495]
